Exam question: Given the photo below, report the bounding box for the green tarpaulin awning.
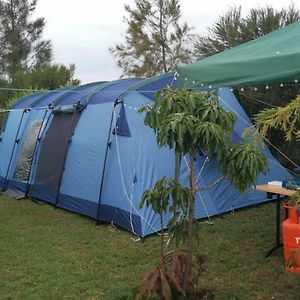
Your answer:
[178,21,300,89]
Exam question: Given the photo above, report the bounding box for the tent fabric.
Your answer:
[0,75,291,237]
[178,21,300,89]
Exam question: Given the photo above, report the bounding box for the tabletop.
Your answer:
[255,184,296,197]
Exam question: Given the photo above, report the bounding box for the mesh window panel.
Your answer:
[13,120,43,181]
[34,112,81,189]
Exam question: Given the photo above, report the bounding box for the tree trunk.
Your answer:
[182,149,196,290]
[160,211,164,261]
[159,0,167,73]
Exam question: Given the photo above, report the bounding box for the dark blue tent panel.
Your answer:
[11,92,47,109]
[0,77,291,237]
[88,78,143,105]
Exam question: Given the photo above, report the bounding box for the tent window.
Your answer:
[113,104,131,137]
[13,120,43,181]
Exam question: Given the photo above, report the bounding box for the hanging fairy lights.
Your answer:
[175,72,300,91]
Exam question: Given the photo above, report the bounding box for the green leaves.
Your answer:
[139,177,189,217]
[139,87,236,157]
[219,143,268,193]
[254,96,300,141]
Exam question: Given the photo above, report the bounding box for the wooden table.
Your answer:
[255,184,295,257]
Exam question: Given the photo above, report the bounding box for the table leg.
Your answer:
[265,194,283,258]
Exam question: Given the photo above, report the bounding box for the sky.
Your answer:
[34,0,292,84]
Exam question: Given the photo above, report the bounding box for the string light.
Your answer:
[240,87,244,92]
[280,83,284,87]
[265,85,269,90]
[295,79,298,83]
[254,87,258,91]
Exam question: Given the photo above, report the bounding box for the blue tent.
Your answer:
[0,74,290,237]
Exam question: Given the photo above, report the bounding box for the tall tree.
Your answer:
[0,0,52,83]
[110,0,193,77]
[193,4,300,168]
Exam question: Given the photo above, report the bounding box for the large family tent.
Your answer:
[0,73,290,237]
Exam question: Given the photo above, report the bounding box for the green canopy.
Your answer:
[178,21,300,89]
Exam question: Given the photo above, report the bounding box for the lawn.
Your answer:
[1,195,300,299]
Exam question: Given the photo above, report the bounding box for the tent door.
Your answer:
[33,111,81,201]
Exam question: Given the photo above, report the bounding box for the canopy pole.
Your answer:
[2,109,28,191]
[95,99,120,225]
[54,102,82,208]
[25,107,52,198]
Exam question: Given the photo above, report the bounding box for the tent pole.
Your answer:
[25,108,51,198]
[54,103,81,208]
[95,99,120,225]
[2,109,27,191]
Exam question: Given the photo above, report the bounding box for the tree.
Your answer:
[13,64,80,90]
[0,64,80,108]
[0,0,52,83]
[136,88,268,298]
[109,0,193,77]
[193,4,300,168]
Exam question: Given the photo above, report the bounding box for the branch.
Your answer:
[196,176,225,192]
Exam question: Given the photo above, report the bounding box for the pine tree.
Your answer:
[0,0,52,83]
[110,0,193,77]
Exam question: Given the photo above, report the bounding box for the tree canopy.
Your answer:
[0,0,80,108]
[0,0,52,82]
[110,0,193,77]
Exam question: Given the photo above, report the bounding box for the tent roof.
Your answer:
[10,79,143,109]
[178,21,300,89]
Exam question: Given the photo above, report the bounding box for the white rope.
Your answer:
[218,95,300,171]
[196,156,209,183]
[183,156,212,221]
[0,104,77,113]
[112,107,161,236]
[168,71,178,88]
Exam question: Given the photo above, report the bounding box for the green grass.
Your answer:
[1,196,300,299]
